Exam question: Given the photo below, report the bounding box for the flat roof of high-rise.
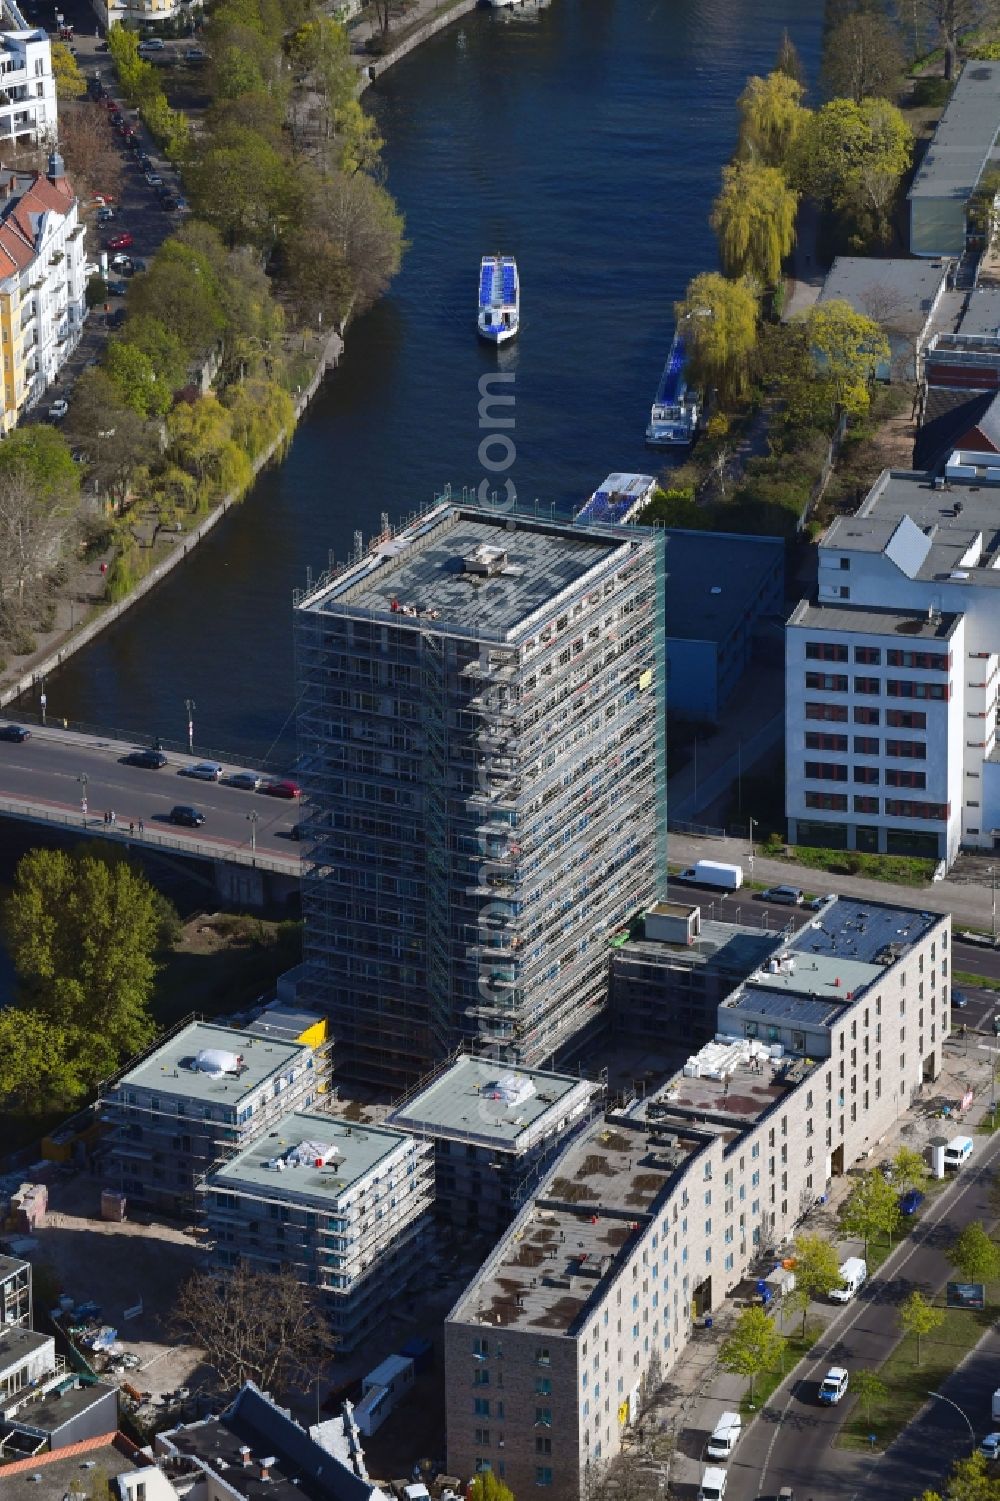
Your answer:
[387,1054,595,1154]
[207,1111,415,1206]
[297,503,647,640]
[112,1021,310,1106]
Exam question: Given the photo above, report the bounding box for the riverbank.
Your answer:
[0,327,344,713]
[352,0,479,90]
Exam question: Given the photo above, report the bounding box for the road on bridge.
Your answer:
[0,723,301,864]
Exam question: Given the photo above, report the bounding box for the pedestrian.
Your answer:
[110,809,116,827]
[129,820,135,837]
[138,818,144,835]
[103,809,109,825]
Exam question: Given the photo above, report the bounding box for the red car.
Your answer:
[102,98,118,110]
[261,779,301,799]
[107,232,134,251]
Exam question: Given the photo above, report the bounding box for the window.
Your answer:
[886,739,926,759]
[805,792,848,811]
[535,1469,553,1487]
[535,1347,551,1366]
[474,1370,490,1386]
[854,706,880,725]
[854,736,879,754]
[474,1398,490,1416]
[806,732,848,752]
[855,645,881,664]
[535,1408,552,1427]
[475,1429,490,1446]
[806,672,848,692]
[473,1338,490,1357]
[806,642,849,661]
[806,761,848,781]
[854,677,881,695]
[885,799,949,820]
[854,766,879,784]
[887,679,949,700]
[887,709,926,729]
[536,1378,552,1395]
[854,795,879,814]
[535,1437,552,1455]
[887,649,949,670]
[806,701,849,722]
[886,767,926,789]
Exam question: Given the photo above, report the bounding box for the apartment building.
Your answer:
[101,1021,325,1216]
[0,26,56,150]
[294,501,666,1088]
[0,152,87,430]
[0,1255,30,1329]
[202,1113,433,1351]
[445,896,949,1499]
[784,457,1000,860]
[387,1053,600,1235]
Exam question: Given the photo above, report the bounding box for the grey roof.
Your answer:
[0,1327,51,1375]
[299,504,637,642]
[908,61,1000,204]
[959,288,1000,337]
[163,1382,381,1501]
[824,466,1000,585]
[663,528,783,644]
[10,1379,117,1436]
[0,1438,138,1501]
[207,1110,412,1206]
[617,918,782,975]
[788,600,961,641]
[388,1053,593,1153]
[792,896,939,967]
[914,387,999,469]
[113,1021,311,1106]
[0,1252,29,1283]
[729,988,846,1026]
[818,257,948,336]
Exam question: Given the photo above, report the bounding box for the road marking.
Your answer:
[755,1126,1000,1499]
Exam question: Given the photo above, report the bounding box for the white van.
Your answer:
[706,1411,742,1460]
[677,860,743,891]
[829,1256,867,1303]
[944,1135,974,1169]
[698,1467,728,1501]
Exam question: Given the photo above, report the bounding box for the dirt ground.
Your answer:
[32,1171,207,1402]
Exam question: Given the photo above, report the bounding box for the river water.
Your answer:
[34,0,824,762]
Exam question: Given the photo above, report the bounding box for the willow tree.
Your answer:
[737,70,807,168]
[676,272,759,408]
[711,160,798,288]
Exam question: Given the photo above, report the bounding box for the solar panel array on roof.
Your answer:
[793,898,937,966]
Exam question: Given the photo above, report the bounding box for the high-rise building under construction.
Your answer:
[294,500,666,1089]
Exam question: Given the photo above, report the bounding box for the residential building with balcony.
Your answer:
[387,1052,600,1235]
[202,1113,434,1351]
[100,1020,326,1216]
[0,151,86,430]
[294,500,667,1089]
[445,897,949,1499]
[0,25,55,151]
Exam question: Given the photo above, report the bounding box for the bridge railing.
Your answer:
[5,704,293,774]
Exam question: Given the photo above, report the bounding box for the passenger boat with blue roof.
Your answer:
[574,472,656,526]
[478,254,519,344]
[645,331,699,447]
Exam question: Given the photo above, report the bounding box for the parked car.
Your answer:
[145,172,164,188]
[899,1188,925,1216]
[183,760,224,782]
[760,884,803,906]
[806,893,835,911]
[97,206,114,224]
[261,778,301,799]
[48,398,68,420]
[227,771,262,791]
[981,1434,1000,1462]
[107,279,129,297]
[111,254,134,275]
[107,231,134,251]
[138,153,152,169]
[169,804,205,827]
[124,748,167,769]
[0,724,30,742]
[160,195,179,212]
[952,989,969,1009]
[106,308,128,329]
[138,36,165,50]
[184,45,207,61]
[818,1367,849,1405]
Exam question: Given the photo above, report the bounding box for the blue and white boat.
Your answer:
[574,472,657,526]
[478,254,519,344]
[645,332,699,447]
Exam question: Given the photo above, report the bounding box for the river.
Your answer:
[30,0,824,763]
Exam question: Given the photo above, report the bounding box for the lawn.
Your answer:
[153,912,302,1029]
[955,969,1000,993]
[741,1322,825,1417]
[759,842,936,886]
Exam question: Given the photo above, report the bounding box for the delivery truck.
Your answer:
[676,860,743,891]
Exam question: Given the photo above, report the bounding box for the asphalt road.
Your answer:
[717,1125,1000,1501]
[0,725,300,857]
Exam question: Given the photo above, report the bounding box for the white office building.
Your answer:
[0,24,56,152]
[786,456,1000,862]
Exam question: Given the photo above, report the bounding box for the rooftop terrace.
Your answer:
[297,504,636,641]
[387,1053,595,1154]
[207,1111,415,1206]
[113,1021,310,1107]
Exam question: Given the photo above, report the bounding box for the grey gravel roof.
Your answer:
[908,61,1000,204]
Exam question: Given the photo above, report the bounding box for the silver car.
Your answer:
[228,771,262,791]
[184,760,223,782]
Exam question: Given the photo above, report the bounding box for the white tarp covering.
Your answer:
[483,1073,537,1108]
[286,1140,341,1168]
[192,1048,242,1077]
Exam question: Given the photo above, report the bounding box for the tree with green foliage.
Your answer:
[841,1167,902,1255]
[3,849,167,1099]
[311,171,406,311]
[0,427,80,608]
[66,369,150,513]
[51,40,86,99]
[223,376,294,462]
[187,125,296,250]
[711,159,798,288]
[893,1144,929,1193]
[852,1368,888,1426]
[899,1290,945,1364]
[821,11,906,103]
[105,341,172,419]
[788,1233,845,1335]
[737,70,807,167]
[468,1475,516,1501]
[919,1449,1000,1500]
[791,96,912,247]
[676,271,759,406]
[127,241,227,358]
[121,314,190,394]
[950,1220,1000,1283]
[718,1305,787,1401]
[804,298,889,420]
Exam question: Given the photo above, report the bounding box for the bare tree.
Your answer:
[822,12,905,103]
[170,1263,336,1396]
[857,279,914,380]
[0,460,78,609]
[56,101,124,203]
[913,0,999,80]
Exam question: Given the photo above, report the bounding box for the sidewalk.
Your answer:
[667,829,998,933]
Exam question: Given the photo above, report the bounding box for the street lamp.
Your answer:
[38,675,47,726]
[247,809,259,859]
[184,698,195,754]
[927,1391,975,1448]
[77,771,88,825]
[989,866,998,946]
[749,816,757,880]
